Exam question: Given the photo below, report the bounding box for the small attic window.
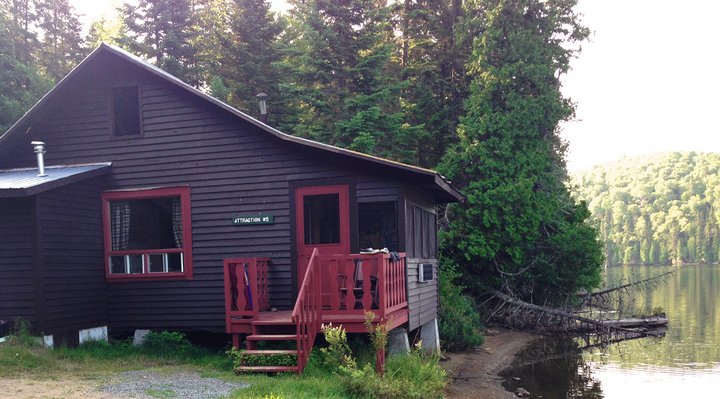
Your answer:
[112,86,141,136]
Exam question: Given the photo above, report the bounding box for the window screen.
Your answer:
[303,194,340,244]
[358,202,398,251]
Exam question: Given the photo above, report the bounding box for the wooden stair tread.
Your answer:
[246,334,298,340]
[241,350,297,355]
[235,365,299,373]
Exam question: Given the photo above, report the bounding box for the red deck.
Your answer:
[223,251,408,373]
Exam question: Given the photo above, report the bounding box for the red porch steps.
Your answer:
[235,311,302,374]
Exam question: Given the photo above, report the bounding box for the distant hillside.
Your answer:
[572,152,720,266]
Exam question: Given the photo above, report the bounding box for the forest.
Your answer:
[573,152,720,266]
[1,0,604,316]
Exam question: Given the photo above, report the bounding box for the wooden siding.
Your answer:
[0,198,37,327]
[0,55,409,333]
[36,177,107,336]
[404,193,439,331]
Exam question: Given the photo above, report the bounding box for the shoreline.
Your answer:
[443,328,540,399]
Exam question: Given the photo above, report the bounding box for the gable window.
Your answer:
[112,86,141,136]
[102,187,192,280]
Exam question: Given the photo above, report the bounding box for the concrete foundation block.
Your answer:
[133,329,151,346]
[388,327,410,356]
[419,318,440,355]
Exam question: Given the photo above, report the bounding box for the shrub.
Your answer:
[142,331,192,357]
[341,347,446,399]
[320,323,356,371]
[228,347,296,369]
[319,323,447,399]
[438,258,484,351]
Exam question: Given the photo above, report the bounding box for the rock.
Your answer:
[512,377,521,381]
[516,387,531,397]
[485,328,500,336]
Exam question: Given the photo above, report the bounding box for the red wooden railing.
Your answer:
[224,257,270,329]
[320,252,407,319]
[292,248,322,373]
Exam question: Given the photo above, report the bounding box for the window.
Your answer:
[112,86,141,136]
[303,193,340,244]
[358,202,398,251]
[102,187,192,280]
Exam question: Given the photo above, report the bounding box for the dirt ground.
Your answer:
[443,328,539,399]
[0,378,120,399]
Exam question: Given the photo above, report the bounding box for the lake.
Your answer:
[501,263,720,398]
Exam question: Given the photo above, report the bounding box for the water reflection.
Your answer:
[501,264,720,398]
[501,337,604,399]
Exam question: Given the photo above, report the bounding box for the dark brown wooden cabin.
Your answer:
[0,44,462,371]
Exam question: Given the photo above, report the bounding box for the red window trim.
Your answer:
[102,186,193,282]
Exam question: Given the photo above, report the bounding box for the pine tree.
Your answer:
[397,0,475,167]
[121,0,200,85]
[212,0,285,122]
[440,0,603,303]
[283,0,419,162]
[0,2,53,132]
[35,0,84,79]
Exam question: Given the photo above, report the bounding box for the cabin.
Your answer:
[0,44,462,372]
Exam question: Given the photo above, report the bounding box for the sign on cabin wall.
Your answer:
[233,215,274,225]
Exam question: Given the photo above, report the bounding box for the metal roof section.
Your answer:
[0,43,463,203]
[0,163,111,198]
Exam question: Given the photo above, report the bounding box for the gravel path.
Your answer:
[101,370,248,399]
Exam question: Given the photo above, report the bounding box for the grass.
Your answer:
[0,329,447,399]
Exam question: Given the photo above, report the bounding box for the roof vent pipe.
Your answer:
[31,141,47,177]
[257,93,268,124]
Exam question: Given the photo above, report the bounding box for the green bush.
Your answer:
[228,347,296,369]
[341,349,446,399]
[142,331,192,357]
[438,258,484,351]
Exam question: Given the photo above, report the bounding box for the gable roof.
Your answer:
[1,43,463,203]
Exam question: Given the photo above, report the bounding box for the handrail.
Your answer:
[292,248,322,373]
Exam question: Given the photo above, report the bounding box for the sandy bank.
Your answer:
[443,328,540,399]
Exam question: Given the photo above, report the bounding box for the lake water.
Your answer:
[501,264,720,398]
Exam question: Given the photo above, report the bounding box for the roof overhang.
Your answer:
[0,163,111,198]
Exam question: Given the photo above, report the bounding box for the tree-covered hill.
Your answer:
[572,152,720,266]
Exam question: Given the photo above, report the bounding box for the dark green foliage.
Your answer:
[0,2,54,133]
[228,348,296,368]
[142,330,192,357]
[439,0,603,304]
[573,152,720,266]
[213,0,286,123]
[34,0,84,79]
[121,0,201,85]
[438,258,484,351]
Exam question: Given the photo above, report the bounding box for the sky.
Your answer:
[68,0,720,173]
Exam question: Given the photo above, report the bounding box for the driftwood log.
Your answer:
[489,289,665,340]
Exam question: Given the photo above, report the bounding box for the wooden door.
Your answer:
[295,185,350,288]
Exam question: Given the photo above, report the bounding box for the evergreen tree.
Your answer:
[283,0,420,162]
[397,0,475,167]
[440,0,603,303]
[0,2,52,132]
[35,0,84,79]
[121,0,200,85]
[213,0,285,123]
